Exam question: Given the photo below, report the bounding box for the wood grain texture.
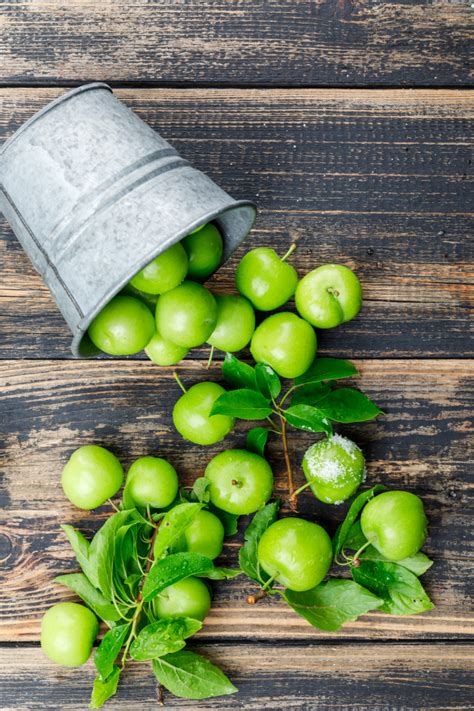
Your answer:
[1,644,473,709]
[0,1,472,87]
[1,359,473,641]
[0,88,472,358]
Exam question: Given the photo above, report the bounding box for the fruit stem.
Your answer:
[292,480,312,498]
[280,415,297,511]
[108,498,120,512]
[173,370,187,393]
[206,345,215,369]
[281,242,297,262]
[351,540,371,565]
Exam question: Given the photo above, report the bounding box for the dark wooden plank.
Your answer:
[0,1,472,87]
[0,88,472,358]
[1,644,473,709]
[1,359,473,641]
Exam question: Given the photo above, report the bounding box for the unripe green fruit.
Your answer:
[360,491,428,561]
[302,435,366,504]
[130,242,188,295]
[204,449,273,515]
[183,509,225,560]
[155,281,217,348]
[295,264,362,329]
[41,602,98,667]
[182,224,223,281]
[172,382,234,445]
[236,247,298,310]
[250,312,317,378]
[153,576,211,621]
[145,331,189,366]
[208,294,255,352]
[257,518,332,591]
[88,295,155,355]
[61,445,124,510]
[125,456,179,508]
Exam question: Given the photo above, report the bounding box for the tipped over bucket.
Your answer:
[0,83,256,356]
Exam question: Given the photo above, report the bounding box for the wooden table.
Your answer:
[1,2,473,708]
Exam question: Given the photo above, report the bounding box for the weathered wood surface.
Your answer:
[1,644,473,710]
[1,359,473,641]
[1,88,472,358]
[0,1,472,87]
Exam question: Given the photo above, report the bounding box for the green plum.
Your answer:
[61,445,124,510]
[155,281,217,348]
[129,242,188,295]
[173,382,234,445]
[182,223,223,280]
[250,311,317,378]
[236,247,298,311]
[302,435,366,504]
[295,264,362,328]
[152,576,211,621]
[207,294,255,352]
[204,449,273,515]
[360,491,428,561]
[182,509,225,560]
[257,517,332,591]
[41,602,98,667]
[125,456,179,509]
[88,295,155,355]
[145,331,189,366]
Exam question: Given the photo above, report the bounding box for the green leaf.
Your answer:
[153,503,203,560]
[284,404,333,436]
[285,579,383,631]
[60,525,98,589]
[245,427,269,457]
[208,504,239,536]
[239,500,280,584]
[351,559,434,615]
[317,388,383,423]
[143,552,214,602]
[89,667,121,709]
[222,353,257,390]
[152,650,237,700]
[94,623,130,680]
[130,617,202,661]
[295,357,358,385]
[54,573,121,625]
[361,547,433,577]
[255,363,281,399]
[198,567,243,580]
[332,485,386,558]
[290,382,331,407]
[342,520,367,551]
[89,510,134,600]
[211,388,273,420]
[191,477,210,503]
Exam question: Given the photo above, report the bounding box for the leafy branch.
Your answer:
[211,354,383,508]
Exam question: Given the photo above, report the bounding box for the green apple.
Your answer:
[236,247,298,311]
[295,264,362,328]
[155,281,217,348]
[172,382,235,445]
[250,312,317,378]
[88,295,155,355]
[207,294,255,352]
[152,576,211,621]
[204,449,273,515]
[125,456,179,509]
[61,445,124,510]
[41,602,98,667]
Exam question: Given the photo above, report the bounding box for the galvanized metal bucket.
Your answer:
[0,83,256,356]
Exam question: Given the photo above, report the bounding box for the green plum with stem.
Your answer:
[61,445,124,510]
[302,434,366,504]
[145,331,189,366]
[152,576,211,621]
[360,491,428,561]
[41,602,98,667]
[155,281,217,348]
[295,264,362,329]
[204,449,273,515]
[257,517,332,592]
[207,294,255,353]
[125,456,179,509]
[173,380,235,445]
[182,223,223,281]
[236,245,298,311]
[88,295,155,355]
[250,311,317,378]
[129,242,188,295]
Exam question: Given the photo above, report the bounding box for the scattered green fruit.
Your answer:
[41,602,98,667]
[173,382,235,445]
[236,247,298,310]
[125,456,179,508]
[88,295,155,355]
[130,242,188,295]
[208,294,255,352]
[295,264,362,328]
[205,449,273,515]
[183,509,225,560]
[145,331,189,366]
[250,312,317,378]
[153,576,211,621]
[61,444,124,510]
[182,223,223,280]
[302,434,366,504]
[156,281,217,348]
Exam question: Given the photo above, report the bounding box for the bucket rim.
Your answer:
[0,83,113,158]
[71,198,257,357]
